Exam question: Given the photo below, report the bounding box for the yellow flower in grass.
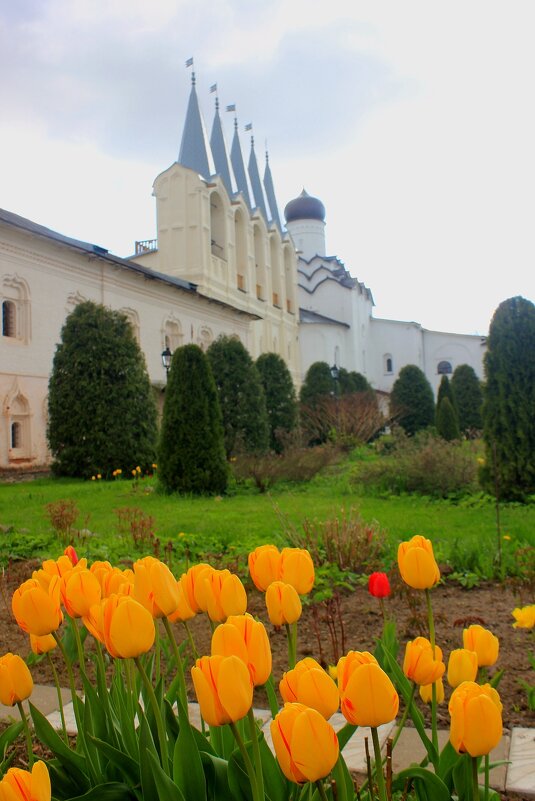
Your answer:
[0,653,33,706]
[512,604,535,629]
[271,703,339,784]
[280,657,339,719]
[191,654,252,726]
[0,761,51,801]
[463,625,499,667]
[398,535,440,590]
[449,681,502,756]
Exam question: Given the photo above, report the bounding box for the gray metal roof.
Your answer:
[178,76,213,178]
[263,154,282,232]
[247,138,269,221]
[209,101,235,198]
[299,308,350,327]
[230,120,252,210]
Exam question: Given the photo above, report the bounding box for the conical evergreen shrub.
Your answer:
[256,352,298,452]
[436,397,460,441]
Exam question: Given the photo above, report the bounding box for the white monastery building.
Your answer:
[0,71,486,472]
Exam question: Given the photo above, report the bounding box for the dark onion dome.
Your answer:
[284,189,326,223]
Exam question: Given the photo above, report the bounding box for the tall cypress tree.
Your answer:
[207,336,269,457]
[482,296,535,500]
[158,344,228,494]
[390,364,435,435]
[48,301,157,478]
[451,364,483,433]
[436,397,460,441]
[256,353,298,452]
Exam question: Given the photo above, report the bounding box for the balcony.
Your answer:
[134,239,157,255]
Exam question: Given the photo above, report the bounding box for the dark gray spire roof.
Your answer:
[248,136,268,221]
[178,73,213,178]
[230,118,252,209]
[263,152,282,232]
[209,98,235,197]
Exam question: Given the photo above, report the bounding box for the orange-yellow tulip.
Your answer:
[337,650,378,693]
[447,648,478,688]
[168,581,197,622]
[397,535,440,590]
[512,604,535,629]
[63,545,79,565]
[12,577,63,636]
[180,563,216,613]
[462,625,499,667]
[90,562,134,597]
[248,544,282,591]
[338,654,399,727]
[271,702,339,783]
[0,761,51,801]
[133,556,180,618]
[211,613,272,686]
[83,595,155,659]
[61,569,102,618]
[449,681,503,756]
[0,653,33,706]
[191,654,253,726]
[29,634,57,655]
[280,548,315,595]
[280,658,339,719]
[196,569,247,622]
[419,678,445,705]
[403,637,445,686]
[265,581,302,626]
[33,555,88,590]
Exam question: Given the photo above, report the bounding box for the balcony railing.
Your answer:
[134,239,157,255]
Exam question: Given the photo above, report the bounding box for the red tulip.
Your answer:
[368,572,391,598]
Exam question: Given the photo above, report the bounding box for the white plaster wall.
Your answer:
[285,219,326,260]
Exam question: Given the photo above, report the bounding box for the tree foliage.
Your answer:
[451,364,483,433]
[482,296,535,500]
[207,336,269,457]
[390,364,435,436]
[299,362,335,407]
[255,352,298,452]
[158,344,228,494]
[48,301,157,478]
[436,397,460,441]
[338,369,372,395]
[436,375,455,410]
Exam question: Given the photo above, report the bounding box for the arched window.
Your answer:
[270,236,282,308]
[163,318,182,352]
[11,421,21,448]
[119,308,140,344]
[437,360,452,375]
[6,391,31,459]
[198,326,213,351]
[1,275,30,342]
[253,225,267,301]
[384,354,393,374]
[234,208,248,291]
[210,191,227,261]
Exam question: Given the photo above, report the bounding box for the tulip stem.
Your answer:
[484,754,490,801]
[135,656,169,775]
[69,616,86,678]
[265,674,280,719]
[471,756,480,801]
[47,652,68,743]
[52,631,82,733]
[425,589,439,761]
[16,701,33,767]
[371,727,387,801]
[390,681,416,751]
[285,622,297,670]
[230,720,262,801]
[162,616,188,711]
[247,708,265,801]
[183,620,199,660]
[315,780,330,801]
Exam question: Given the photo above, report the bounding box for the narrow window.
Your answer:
[384,354,393,374]
[2,300,16,337]
[11,421,21,448]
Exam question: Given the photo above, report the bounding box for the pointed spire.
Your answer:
[263,148,282,232]
[209,92,235,198]
[178,70,213,179]
[229,110,252,209]
[248,132,268,221]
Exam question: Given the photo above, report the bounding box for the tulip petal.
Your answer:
[217,655,253,722]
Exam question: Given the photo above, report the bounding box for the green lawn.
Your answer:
[1,465,533,577]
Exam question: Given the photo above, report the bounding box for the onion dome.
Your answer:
[284,189,325,223]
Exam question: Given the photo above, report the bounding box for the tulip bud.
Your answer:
[211,613,272,686]
[271,702,339,783]
[198,569,247,623]
[63,545,79,565]
[248,544,282,591]
[368,572,391,598]
[462,625,499,667]
[133,556,180,618]
[419,678,444,705]
[83,595,155,659]
[265,581,302,626]
[191,654,253,726]
[61,569,102,618]
[449,681,503,756]
[30,634,57,655]
[280,658,339,719]
[397,535,440,590]
[403,637,445,686]
[338,653,399,727]
[0,761,51,801]
[12,577,63,636]
[512,604,535,629]
[280,548,315,595]
[447,648,478,688]
[0,653,33,706]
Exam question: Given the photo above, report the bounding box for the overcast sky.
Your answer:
[1,0,534,334]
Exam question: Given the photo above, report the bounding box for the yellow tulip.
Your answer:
[83,595,155,659]
[211,613,272,686]
[449,681,503,756]
[419,678,445,705]
[61,569,102,618]
[337,650,378,693]
[280,548,315,595]
[90,562,134,597]
[191,654,253,726]
[403,637,445,686]
[265,581,302,626]
[133,556,180,618]
[30,634,57,655]
[280,657,339,719]
[339,657,399,727]
[271,702,339,783]
[33,555,88,590]
[0,761,51,801]
[168,581,197,622]
[0,653,33,706]
[197,569,247,623]
[462,625,499,667]
[248,544,282,591]
[447,648,478,688]
[181,563,216,613]
[397,535,440,590]
[512,604,535,629]
[12,577,63,636]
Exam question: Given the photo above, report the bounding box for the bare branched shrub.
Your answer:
[115,507,156,552]
[300,392,386,449]
[44,499,89,547]
[231,443,342,492]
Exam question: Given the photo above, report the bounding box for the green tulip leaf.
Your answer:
[452,753,472,801]
[138,716,160,801]
[393,766,450,801]
[0,720,24,762]
[64,782,138,800]
[227,750,254,801]
[336,722,358,751]
[86,734,140,786]
[256,728,288,801]
[172,697,207,801]
[147,750,186,801]
[200,752,231,800]
[30,703,89,791]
